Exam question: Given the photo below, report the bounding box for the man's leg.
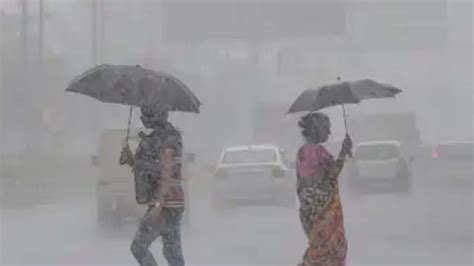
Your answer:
[131,208,161,266]
[161,208,185,266]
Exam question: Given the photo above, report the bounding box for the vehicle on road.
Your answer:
[349,112,421,158]
[92,128,194,231]
[211,144,295,210]
[347,141,412,195]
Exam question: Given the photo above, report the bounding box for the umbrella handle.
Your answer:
[125,105,133,146]
[341,104,353,158]
[342,104,348,134]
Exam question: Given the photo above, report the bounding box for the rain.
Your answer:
[1,0,472,265]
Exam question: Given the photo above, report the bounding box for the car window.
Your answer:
[222,149,277,164]
[355,144,400,160]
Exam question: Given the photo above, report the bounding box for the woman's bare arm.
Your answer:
[327,155,346,179]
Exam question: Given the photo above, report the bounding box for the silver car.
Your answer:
[348,141,412,195]
[211,145,295,210]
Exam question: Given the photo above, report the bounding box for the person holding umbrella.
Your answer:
[295,112,352,266]
[66,64,201,266]
[288,79,401,265]
[120,104,185,266]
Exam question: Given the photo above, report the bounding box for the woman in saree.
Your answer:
[296,112,352,266]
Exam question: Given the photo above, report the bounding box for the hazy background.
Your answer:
[2,0,472,160]
[1,0,472,265]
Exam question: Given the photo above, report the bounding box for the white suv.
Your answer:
[211,145,294,210]
[347,141,412,195]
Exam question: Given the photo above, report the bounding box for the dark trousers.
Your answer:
[130,207,185,266]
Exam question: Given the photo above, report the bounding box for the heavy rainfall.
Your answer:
[1,0,472,265]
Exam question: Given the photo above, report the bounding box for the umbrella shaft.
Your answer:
[126,105,133,143]
[342,104,348,134]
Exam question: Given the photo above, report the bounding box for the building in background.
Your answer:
[1,0,471,160]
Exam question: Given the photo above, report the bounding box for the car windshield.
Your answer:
[355,144,400,160]
[222,149,277,164]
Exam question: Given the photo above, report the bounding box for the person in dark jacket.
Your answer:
[120,105,185,266]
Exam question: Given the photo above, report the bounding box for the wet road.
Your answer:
[1,168,472,265]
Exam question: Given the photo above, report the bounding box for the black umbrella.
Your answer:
[66,64,201,139]
[288,79,402,132]
[66,64,200,111]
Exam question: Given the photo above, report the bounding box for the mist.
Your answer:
[1,0,473,265]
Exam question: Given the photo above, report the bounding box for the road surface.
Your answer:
[1,165,472,266]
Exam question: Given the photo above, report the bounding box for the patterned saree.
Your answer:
[296,143,347,266]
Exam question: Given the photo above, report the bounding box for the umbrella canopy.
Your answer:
[288,79,401,114]
[66,64,201,113]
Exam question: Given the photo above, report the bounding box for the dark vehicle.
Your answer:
[429,141,473,187]
[348,141,412,195]
[211,145,295,210]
